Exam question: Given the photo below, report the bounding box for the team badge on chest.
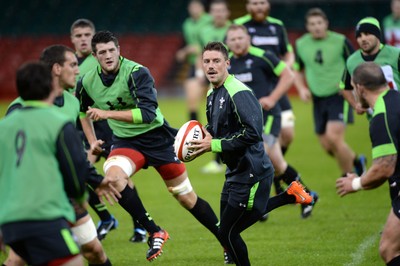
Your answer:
[219,97,225,109]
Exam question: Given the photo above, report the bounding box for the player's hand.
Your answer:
[298,88,311,102]
[70,198,89,217]
[186,44,199,55]
[90,139,105,155]
[259,96,276,110]
[355,103,368,115]
[87,106,108,121]
[176,48,186,62]
[336,173,359,197]
[95,176,122,205]
[190,127,212,157]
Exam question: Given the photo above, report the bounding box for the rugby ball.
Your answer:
[174,120,205,162]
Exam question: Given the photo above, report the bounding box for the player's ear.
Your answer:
[52,63,61,75]
[245,1,251,13]
[354,84,363,97]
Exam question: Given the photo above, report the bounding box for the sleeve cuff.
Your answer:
[211,139,222,153]
[339,81,345,90]
[131,108,143,124]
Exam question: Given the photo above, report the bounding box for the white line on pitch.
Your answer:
[344,232,381,266]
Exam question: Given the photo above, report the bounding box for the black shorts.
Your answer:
[278,94,292,112]
[392,194,400,219]
[70,197,89,220]
[78,119,113,159]
[111,122,180,168]
[221,177,272,214]
[1,219,79,265]
[93,120,113,157]
[262,108,281,138]
[312,93,354,134]
[389,177,400,201]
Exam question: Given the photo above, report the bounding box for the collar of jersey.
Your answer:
[23,100,52,108]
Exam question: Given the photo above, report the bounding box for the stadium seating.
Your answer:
[0,34,183,99]
[0,0,389,99]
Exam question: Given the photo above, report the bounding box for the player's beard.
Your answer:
[252,9,269,22]
[360,39,379,55]
[362,45,376,55]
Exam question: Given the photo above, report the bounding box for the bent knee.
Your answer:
[103,156,134,177]
[81,239,107,264]
[379,238,395,263]
[175,191,197,209]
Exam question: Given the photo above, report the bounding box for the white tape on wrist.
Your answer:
[351,177,363,191]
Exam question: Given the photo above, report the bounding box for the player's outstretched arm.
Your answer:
[262,65,295,109]
[336,154,396,197]
[293,70,311,102]
[95,177,122,205]
[56,122,88,202]
[86,106,133,122]
[80,115,104,156]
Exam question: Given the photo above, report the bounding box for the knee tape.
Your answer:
[103,156,133,177]
[71,217,97,245]
[170,178,193,196]
[281,109,295,128]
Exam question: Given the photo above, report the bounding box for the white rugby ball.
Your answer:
[174,120,205,162]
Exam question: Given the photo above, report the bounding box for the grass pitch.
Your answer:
[0,97,387,265]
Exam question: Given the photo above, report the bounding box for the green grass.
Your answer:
[0,97,387,265]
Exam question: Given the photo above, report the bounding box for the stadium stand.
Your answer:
[0,34,182,99]
[0,0,389,99]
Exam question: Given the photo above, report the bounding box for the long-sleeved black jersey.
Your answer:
[206,75,274,184]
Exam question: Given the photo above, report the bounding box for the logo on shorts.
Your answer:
[239,203,247,208]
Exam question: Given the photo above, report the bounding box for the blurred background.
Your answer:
[0,0,389,99]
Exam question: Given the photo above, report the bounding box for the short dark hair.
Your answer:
[247,0,269,3]
[190,0,204,5]
[305,8,328,22]
[227,24,249,35]
[352,62,387,91]
[91,31,119,53]
[203,41,229,60]
[70,18,95,34]
[210,0,228,7]
[16,62,53,101]
[39,45,75,70]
